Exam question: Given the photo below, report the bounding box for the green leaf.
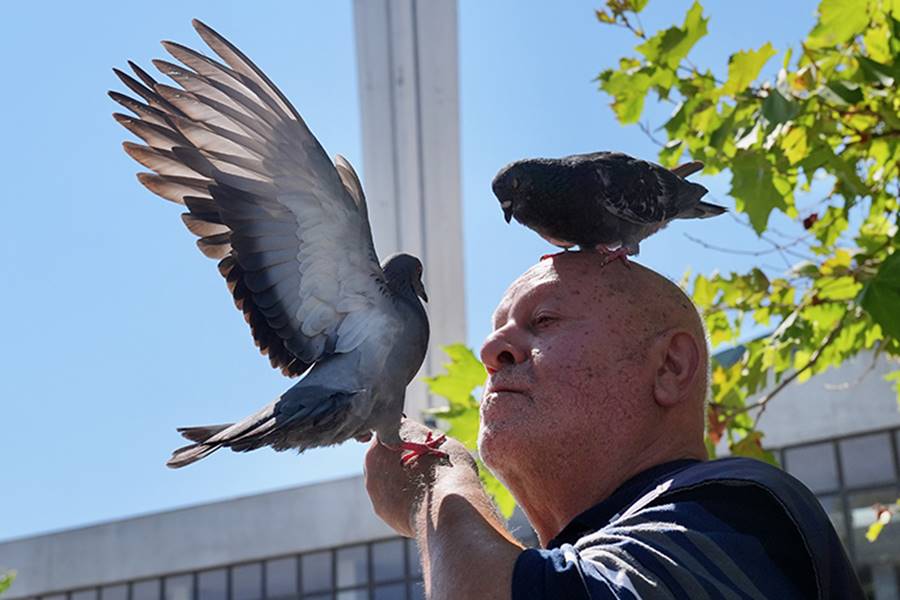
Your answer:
[636,1,708,69]
[595,10,617,24]
[821,81,864,106]
[629,0,650,11]
[722,43,777,96]
[762,89,801,124]
[815,275,863,300]
[856,56,896,86]
[424,345,487,449]
[424,344,486,409]
[599,68,654,124]
[729,150,788,233]
[0,572,15,597]
[866,506,893,542]
[885,370,900,409]
[861,252,900,339]
[781,126,808,164]
[730,431,779,466]
[808,0,871,49]
[479,460,516,518]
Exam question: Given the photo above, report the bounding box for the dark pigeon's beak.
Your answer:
[501,200,513,223]
[414,278,428,303]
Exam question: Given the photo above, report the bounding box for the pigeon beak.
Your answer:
[414,279,429,303]
[501,200,513,223]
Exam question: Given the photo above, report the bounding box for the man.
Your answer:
[365,253,862,599]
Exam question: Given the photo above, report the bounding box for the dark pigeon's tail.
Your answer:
[684,200,727,219]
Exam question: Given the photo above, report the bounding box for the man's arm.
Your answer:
[364,422,523,600]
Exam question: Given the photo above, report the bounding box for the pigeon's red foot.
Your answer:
[598,246,632,269]
[540,250,569,261]
[400,431,448,465]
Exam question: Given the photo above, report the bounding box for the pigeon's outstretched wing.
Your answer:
[111,19,394,377]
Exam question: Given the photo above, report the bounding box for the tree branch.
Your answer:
[722,315,847,426]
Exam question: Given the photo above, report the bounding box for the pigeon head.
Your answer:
[383,253,428,303]
[492,159,562,224]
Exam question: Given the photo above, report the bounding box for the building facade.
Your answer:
[2,352,899,600]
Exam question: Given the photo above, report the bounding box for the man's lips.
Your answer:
[484,384,526,395]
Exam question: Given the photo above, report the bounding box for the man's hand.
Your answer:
[364,420,521,600]
[364,420,478,537]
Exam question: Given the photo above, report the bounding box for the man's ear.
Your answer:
[651,331,701,408]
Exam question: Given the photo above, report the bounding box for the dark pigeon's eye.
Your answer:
[512,178,520,189]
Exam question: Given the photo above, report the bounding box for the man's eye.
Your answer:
[533,314,556,327]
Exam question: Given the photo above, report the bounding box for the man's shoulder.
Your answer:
[661,456,804,494]
[652,457,824,521]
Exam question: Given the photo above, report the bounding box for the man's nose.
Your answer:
[480,327,527,374]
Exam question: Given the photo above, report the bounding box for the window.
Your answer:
[301,551,332,594]
[407,582,426,600]
[231,563,262,600]
[784,442,839,493]
[265,557,297,600]
[197,569,227,600]
[132,580,161,600]
[72,590,98,600]
[848,487,900,565]
[406,539,422,579]
[372,584,405,600]
[840,433,896,489]
[164,575,192,600]
[372,539,404,583]
[817,494,847,544]
[335,546,368,589]
[101,585,128,600]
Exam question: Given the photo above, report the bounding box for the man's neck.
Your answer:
[503,441,707,546]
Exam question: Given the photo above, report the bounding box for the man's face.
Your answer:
[477,258,651,471]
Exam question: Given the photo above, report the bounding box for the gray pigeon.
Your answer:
[110,20,445,468]
[492,152,725,258]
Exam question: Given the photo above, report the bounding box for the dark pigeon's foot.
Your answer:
[540,248,571,261]
[399,430,448,465]
[598,246,632,269]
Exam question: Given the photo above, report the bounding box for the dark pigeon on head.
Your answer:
[492,152,725,261]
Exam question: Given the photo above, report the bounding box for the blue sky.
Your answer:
[0,1,818,540]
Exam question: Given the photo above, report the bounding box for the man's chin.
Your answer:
[477,419,522,472]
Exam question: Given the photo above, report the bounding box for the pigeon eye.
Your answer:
[512,178,520,190]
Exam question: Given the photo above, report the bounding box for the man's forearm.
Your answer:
[416,469,523,600]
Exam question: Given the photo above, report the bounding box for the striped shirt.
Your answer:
[512,458,862,599]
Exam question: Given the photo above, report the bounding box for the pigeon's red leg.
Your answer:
[540,248,571,261]
[390,430,448,465]
[597,246,632,269]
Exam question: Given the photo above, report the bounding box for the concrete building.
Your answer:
[3,351,899,600]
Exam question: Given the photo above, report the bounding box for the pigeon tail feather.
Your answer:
[167,440,222,468]
[177,423,232,443]
[684,200,727,219]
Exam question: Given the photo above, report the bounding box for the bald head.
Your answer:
[522,252,708,397]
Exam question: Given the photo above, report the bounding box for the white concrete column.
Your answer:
[352,0,465,417]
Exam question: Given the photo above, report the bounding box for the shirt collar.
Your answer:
[547,459,701,549]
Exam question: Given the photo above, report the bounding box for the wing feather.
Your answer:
[112,20,396,377]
